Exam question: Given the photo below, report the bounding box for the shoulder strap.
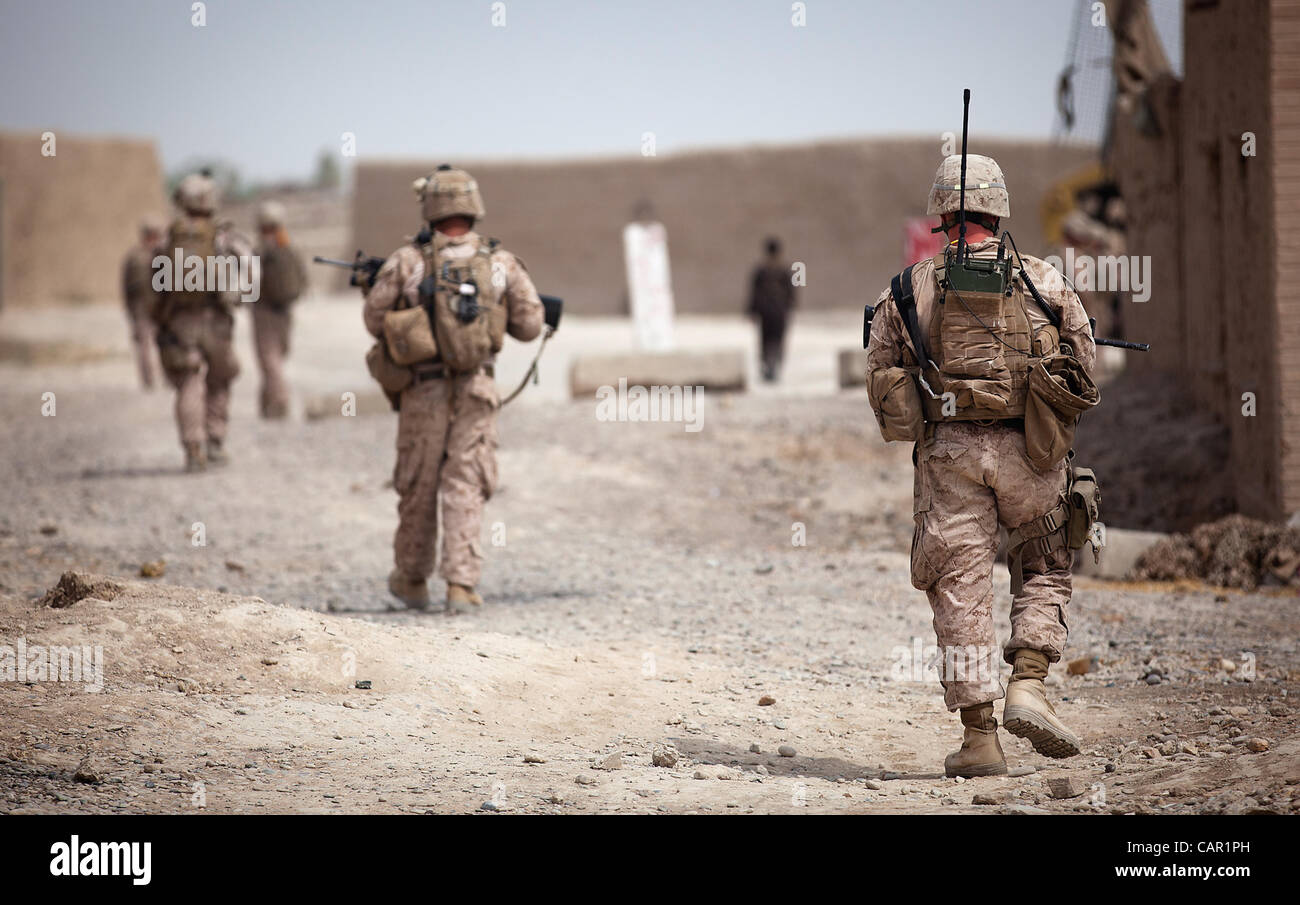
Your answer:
[890,263,934,370]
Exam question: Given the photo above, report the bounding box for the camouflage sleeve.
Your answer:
[363,245,423,338]
[496,250,544,343]
[865,287,908,376]
[1023,256,1097,378]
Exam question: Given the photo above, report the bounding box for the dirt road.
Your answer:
[1,301,1296,814]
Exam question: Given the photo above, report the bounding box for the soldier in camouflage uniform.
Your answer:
[747,236,797,382]
[865,154,1097,776]
[122,215,164,389]
[152,173,256,472]
[252,201,306,418]
[363,165,544,614]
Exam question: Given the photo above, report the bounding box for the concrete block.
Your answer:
[569,348,747,398]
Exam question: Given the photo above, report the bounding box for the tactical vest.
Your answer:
[417,235,507,374]
[160,217,219,315]
[895,251,1059,423]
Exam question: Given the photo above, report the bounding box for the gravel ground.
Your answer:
[0,300,1296,814]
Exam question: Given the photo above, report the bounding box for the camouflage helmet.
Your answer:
[413,164,485,223]
[173,173,219,215]
[257,200,287,229]
[926,154,1010,219]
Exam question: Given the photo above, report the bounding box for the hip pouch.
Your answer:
[1024,353,1099,470]
[366,339,414,395]
[1006,461,1103,595]
[868,366,925,442]
[383,305,439,366]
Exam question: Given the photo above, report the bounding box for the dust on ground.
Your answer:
[0,301,1296,814]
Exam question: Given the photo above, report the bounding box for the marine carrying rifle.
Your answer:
[864,88,1149,354]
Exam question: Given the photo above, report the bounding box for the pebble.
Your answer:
[1145,674,1162,685]
[757,695,776,707]
[748,743,761,754]
[693,770,710,780]
[972,793,1000,806]
[480,800,502,812]
[777,745,796,758]
[597,753,622,770]
[1246,738,1270,753]
[523,754,546,764]
[864,779,883,790]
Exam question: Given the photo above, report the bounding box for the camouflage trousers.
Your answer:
[252,303,292,418]
[126,302,157,389]
[157,305,240,448]
[392,371,499,587]
[911,421,1071,711]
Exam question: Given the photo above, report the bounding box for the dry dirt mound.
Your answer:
[1133,514,1300,591]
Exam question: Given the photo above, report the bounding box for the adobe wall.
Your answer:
[0,132,166,307]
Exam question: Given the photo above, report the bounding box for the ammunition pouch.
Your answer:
[1024,352,1099,470]
[366,339,414,396]
[382,305,439,366]
[868,366,925,443]
[1006,462,1102,595]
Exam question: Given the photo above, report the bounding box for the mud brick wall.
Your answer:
[0,132,166,307]
[1113,0,1291,518]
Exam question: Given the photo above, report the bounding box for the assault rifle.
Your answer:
[313,251,386,290]
[864,88,1149,354]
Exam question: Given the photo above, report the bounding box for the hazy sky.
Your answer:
[0,0,1172,182]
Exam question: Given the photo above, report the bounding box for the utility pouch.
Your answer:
[366,339,413,395]
[1024,353,1099,470]
[868,366,925,442]
[382,305,439,366]
[940,286,1012,382]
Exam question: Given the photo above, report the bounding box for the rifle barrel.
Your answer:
[1096,337,1150,351]
[312,256,354,267]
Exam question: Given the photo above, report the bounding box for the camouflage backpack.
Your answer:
[259,244,304,307]
[417,235,507,374]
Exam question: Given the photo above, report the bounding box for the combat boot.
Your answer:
[1002,648,1081,758]
[944,702,1008,778]
[207,438,230,466]
[388,569,430,611]
[446,583,483,615]
[184,442,207,473]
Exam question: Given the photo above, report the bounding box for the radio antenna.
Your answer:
[958,88,970,266]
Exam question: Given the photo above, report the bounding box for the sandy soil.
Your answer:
[0,300,1296,814]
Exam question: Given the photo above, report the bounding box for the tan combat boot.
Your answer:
[446,583,483,615]
[207,438,230,466]
[387,569,430,611]
[184,442,207,473]
[1002,649,1081,758]
[944,702,1009,778]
